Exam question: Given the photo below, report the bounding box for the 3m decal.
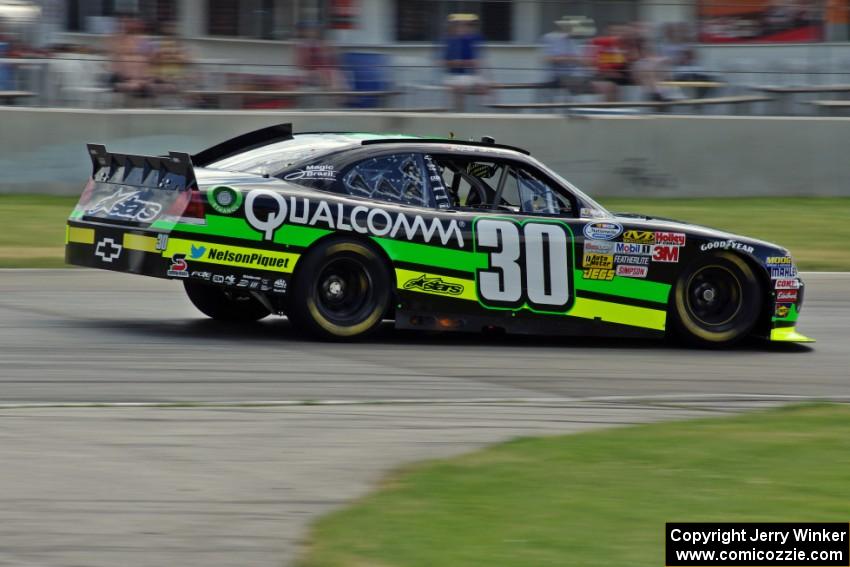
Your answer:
[207,186,243,215]
[654,231,686,246]
[584,240,616,254]
[583,253,614,269]
[583,221,622,241]
[167,254,189,278]
[244,190,464,247]
[94,237,122,263]
[403,274,464,296]
[614,254,649,266]
[582,268,615,281]
[700,240,755,254]
[616,265,648,278]
[615,242,652,256]
[476,219,572,312]
[652,244,680,263]
[623,230,654,244]
[86,188,162,222]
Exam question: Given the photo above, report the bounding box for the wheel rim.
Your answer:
[313,257,374,326]
[685,265,743,328]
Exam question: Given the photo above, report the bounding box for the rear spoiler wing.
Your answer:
[191,123,293,166]
[86,144,197,192]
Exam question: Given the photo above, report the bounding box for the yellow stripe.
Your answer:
[770,327,815,343]
[123,234,158,253]
[568,297,667,331]
[67,226,95,245]
[165,238,299,274]
[395,268,477,301]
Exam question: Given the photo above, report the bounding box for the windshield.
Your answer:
[206,134,360,176]
[530,157,612,219]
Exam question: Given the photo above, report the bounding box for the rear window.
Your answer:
[207,134,357,176]
[342,153,433,207]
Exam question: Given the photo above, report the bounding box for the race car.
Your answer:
[65,123,812,346]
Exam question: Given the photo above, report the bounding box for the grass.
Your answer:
[297,404,850,567]
[0,195,76,268]
[0,195,848,269]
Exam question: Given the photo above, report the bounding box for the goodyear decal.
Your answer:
[396,268,476,301]
[164,238,299,273]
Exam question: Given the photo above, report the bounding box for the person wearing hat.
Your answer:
[442,13,486,111]
[541,16,589,101]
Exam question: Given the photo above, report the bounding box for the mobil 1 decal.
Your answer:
[473,217,575,314]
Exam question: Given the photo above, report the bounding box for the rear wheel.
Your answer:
[184,280,271,322]
[289,239,390,340]
[670,252,762,347]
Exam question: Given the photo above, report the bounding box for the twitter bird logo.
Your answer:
[190,244,206,259]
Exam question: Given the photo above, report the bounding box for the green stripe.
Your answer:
[574,270,670,304]
[373,238,487,272]
[152,215,261,240]
[274,224,331,248]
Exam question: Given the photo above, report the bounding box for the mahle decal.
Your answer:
[403,274,464,296]
[208,186,243,215]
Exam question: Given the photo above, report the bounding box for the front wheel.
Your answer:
[670,252,763,347]
[288,239,391,340]
[184,280,271,322]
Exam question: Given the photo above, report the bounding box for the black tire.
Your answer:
[670,252,763,347]
[288,239,391,340]
[184,280,271,322]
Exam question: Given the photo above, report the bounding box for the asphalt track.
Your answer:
[0,270,847,566]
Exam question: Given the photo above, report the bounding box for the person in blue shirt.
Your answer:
[442,13,486,111]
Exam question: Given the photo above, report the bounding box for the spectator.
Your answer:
[589,25,635,101]
[632,35,675,102]
[660,23,713,86]
[151,22,194,106]
[442,13,487,111]
[294,21,343,90]
[106,15,154,103]
[540,16,590,101]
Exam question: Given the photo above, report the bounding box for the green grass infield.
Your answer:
[296,404,850,567]
[1,195,848,269]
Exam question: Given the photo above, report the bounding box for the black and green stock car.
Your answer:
[65,124,812,346]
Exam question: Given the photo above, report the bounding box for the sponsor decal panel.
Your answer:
[623,230,654,244]
[165,238,297,273]
[700,240,755,254]
[616,265,648,278]
[775,278,801,289]
[94,237,123,263]
[403,274,464,296]
[614,242,652,256]
[167,254,189,278]
[654,231,686,246]
[86,188,162,222]
[243,190,465,247]
[583,253,614,269]
[582,221,623,241]
[614,254,649,266]
[652,244,680,263]
[273,278,287,294]
[190,270,212,281]
[777,289,798,302]
[775,304,791,318]
[766,256,793,265]
[582,268,615,281]
[283,164,335,181]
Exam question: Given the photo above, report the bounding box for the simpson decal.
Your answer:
[616,265,648,278]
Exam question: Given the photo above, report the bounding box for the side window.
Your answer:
[342,153,435,207]
[514,167,572,215]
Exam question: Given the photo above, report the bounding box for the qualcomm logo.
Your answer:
[94,237,122,263]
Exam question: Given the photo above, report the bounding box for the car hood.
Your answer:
[611,212,785,253]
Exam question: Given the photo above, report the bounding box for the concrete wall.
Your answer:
[1,107,848,197]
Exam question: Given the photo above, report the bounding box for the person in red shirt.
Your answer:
[589,25,637,101]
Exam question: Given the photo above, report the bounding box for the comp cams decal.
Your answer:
[243,190,464,247]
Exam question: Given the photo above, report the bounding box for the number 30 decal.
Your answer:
[475,219,573,311]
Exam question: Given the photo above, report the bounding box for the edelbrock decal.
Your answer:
[582,222,622,241]
[244,189,464,247]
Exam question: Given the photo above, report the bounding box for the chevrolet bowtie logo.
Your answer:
[95,237,123,263]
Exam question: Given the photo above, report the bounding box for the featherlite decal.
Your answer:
[243,189,465,247]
